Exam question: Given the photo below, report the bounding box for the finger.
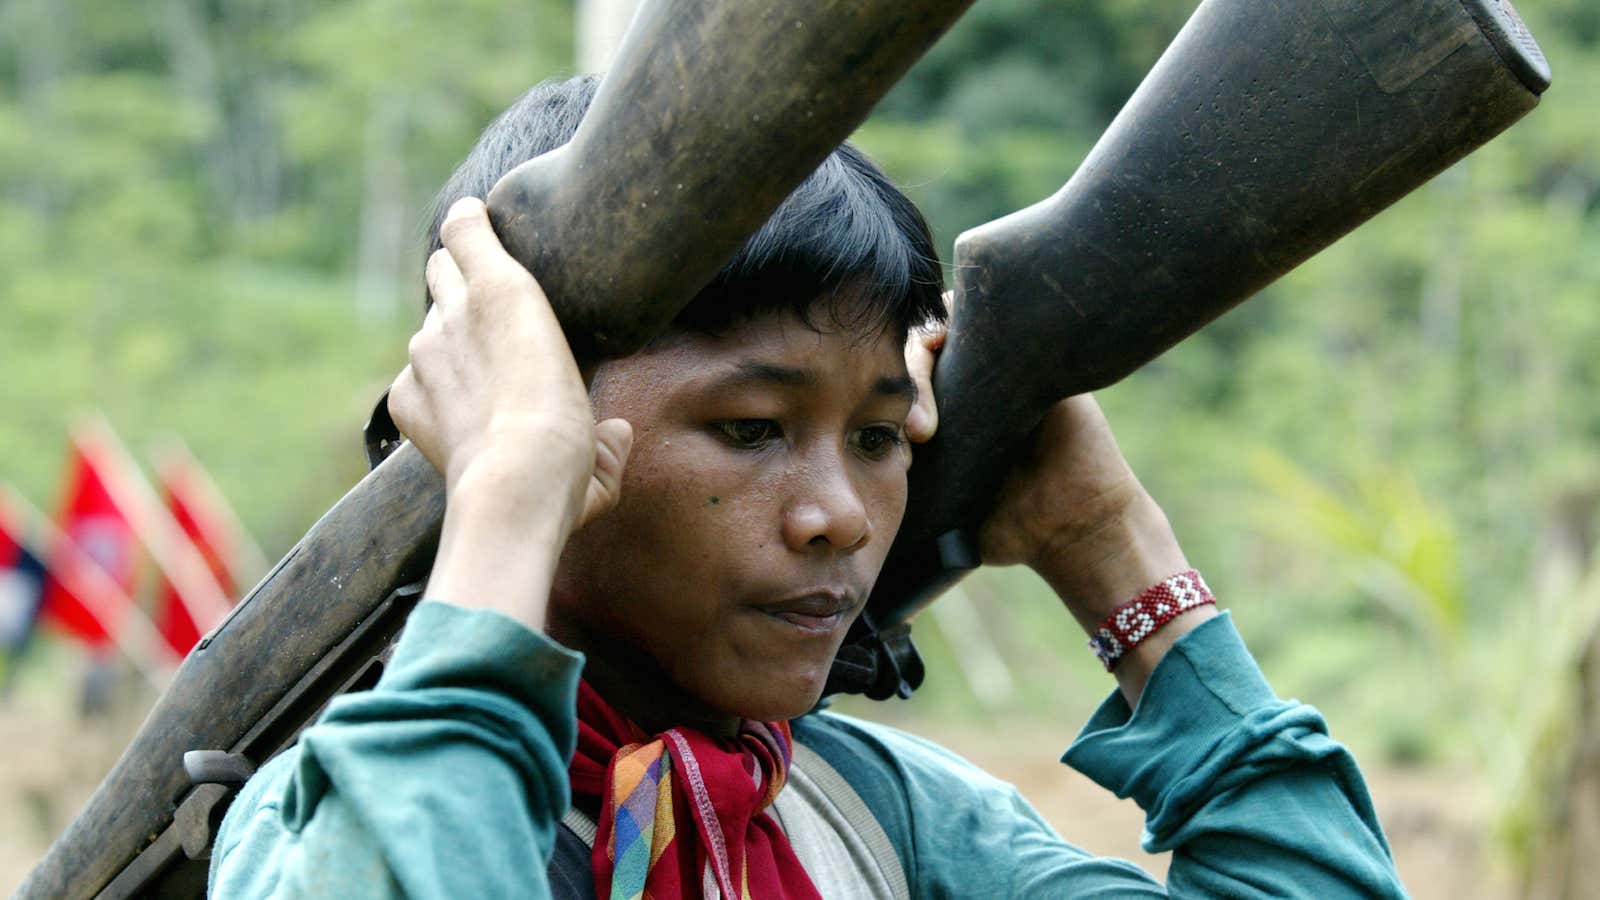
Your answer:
[425,248,466,310]
[387,365,421,438]
[578,418,634,530]
[407,306,444,365]
[904,289,956,442]
[438,196,524,288]
[904,321,947,443]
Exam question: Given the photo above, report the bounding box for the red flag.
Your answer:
[38,431,141,647]
[152,444,248,654]
[4,486,179,682]
[40,419,231,658]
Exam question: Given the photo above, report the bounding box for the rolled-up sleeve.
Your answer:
[209,600,584,899]
[1062,612,1405,897]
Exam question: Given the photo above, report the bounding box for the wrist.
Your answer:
[1032,494,1213,705]
[427,467,573,633]
[1032,492,1188,633]
[1101,601,1218,706]
[447,442,585,539]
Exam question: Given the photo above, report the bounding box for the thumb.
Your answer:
[904,289,953,444]
[903,322,947,443]
[577,418,633,530]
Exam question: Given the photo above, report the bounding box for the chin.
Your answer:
[708,664,830,723]
[736,694,825,724]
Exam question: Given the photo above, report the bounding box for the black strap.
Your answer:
[546,822,596,899]
[363,387,404,471]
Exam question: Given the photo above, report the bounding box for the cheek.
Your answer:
[557,434,768,609]
[625,437,771,556]
[864,465,910,554]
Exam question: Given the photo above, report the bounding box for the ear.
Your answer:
[577,418,634,530]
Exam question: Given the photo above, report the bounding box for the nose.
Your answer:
[781,448,870,553]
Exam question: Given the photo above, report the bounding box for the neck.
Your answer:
[550,616,743,738]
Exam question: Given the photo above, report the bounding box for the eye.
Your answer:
[852,425,906,460]
[717,419,782,448]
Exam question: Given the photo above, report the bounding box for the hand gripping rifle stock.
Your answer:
[828,0,1551,700]
[20,1,975,896]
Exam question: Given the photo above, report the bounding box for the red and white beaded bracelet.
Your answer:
[1087,569,1216,671]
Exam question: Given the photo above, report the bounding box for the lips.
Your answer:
[750,590,858,634]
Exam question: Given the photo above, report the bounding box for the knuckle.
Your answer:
[388,373,417,428]
[468,272,530,316]
[472,261,530,292]
[425,248,451,282]
[407,330,431,361]
[439,212,474,247]
[447,196,483,219]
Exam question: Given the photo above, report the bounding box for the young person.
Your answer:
[209,76,1407,898]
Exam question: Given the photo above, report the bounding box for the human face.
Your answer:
[548,311,915,730]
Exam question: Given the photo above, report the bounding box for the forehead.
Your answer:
[591,312,910,407]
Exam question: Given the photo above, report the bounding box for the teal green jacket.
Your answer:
[209,602,1407,897]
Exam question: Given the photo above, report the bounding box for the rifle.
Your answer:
[850,0,1553,697]
[21,0,1548,896]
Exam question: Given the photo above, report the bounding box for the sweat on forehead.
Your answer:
[426,74,949,341]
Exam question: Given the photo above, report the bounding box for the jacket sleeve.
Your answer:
[208,600,584,900]
[849,612,1407,898]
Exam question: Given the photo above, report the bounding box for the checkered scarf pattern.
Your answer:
[569,680,822,900]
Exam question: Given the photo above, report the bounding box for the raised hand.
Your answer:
[900,304,1202,701]
[388,197,632,629]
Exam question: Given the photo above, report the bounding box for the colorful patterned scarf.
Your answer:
[568,680,822,900]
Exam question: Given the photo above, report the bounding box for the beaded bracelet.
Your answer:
[1087,569,1216,671]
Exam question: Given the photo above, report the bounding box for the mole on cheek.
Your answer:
[708,496,720,506]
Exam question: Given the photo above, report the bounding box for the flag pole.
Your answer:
[73,417,232,635]
[148,435,269,584]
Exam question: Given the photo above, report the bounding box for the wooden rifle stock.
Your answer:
[19,1,972,896]
[843,0,1551,699]
[489,0,974,360]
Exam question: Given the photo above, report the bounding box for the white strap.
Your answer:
[562,806,598,847]
[790,743,910,900]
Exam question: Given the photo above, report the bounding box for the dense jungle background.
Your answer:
[3,0,1599,895]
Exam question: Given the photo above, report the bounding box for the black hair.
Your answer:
[426,74,947,341]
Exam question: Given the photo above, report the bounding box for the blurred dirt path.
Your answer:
[1,693,147,895]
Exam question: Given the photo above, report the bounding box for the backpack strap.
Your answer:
[790,713,917,888]
[789,743,911,900]
[546,809,597,900]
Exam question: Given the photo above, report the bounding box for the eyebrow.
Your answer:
[706,361,918,402]
[873,374,918,402]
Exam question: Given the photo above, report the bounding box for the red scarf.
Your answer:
[568,681,822,900]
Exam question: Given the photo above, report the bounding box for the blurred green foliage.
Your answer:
[0,0,571,545]
[2,0,1599,875]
